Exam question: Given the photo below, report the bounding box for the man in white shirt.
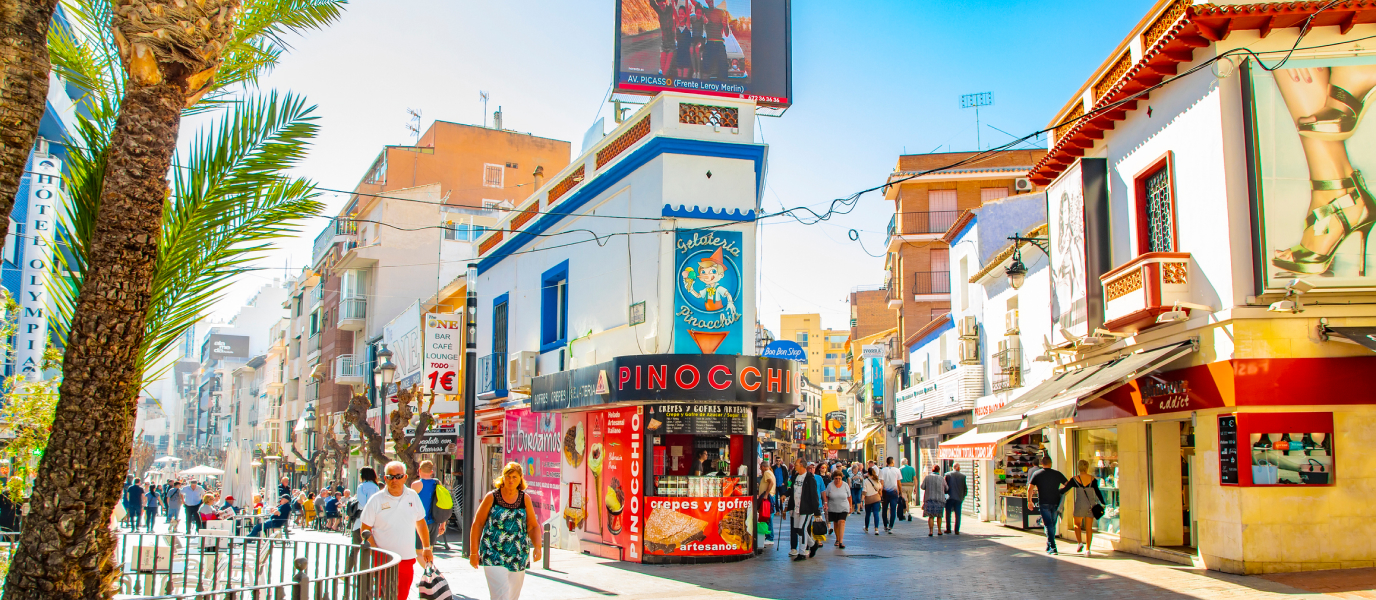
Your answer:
[879,457,903,534]
[361,461,433,600]
[181,481,205,533]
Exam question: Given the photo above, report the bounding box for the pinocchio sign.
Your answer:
[530,354,803,413]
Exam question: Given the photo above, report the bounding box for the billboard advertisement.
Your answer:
[382,302,422,393]
[1246,58,1376,291]
[674,229,744,355]
[615,0,791,107]
[423,313,461,395]
[503,408,563,525]
[642,496,753,556]
[206,334,250,360]
[1046,158,1109,346]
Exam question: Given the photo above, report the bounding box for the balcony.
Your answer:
[992,345,1022,392]
[912,271,951,300]
[335,354,368,386]
[477,352,507,398]
[307,333,321,356]
[887,210,960,251]
[1100,252,1200,334]
[992,368,1023,392]
[885,276,901,309]
[338,297,367,331]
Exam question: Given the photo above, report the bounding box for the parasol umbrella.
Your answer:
[224,438,255,510]
[179,465,225,477]
[153,456,181,464]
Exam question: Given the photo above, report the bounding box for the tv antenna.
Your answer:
[479,91,490,128]
[406,108,421,142]
[961,92,994,150]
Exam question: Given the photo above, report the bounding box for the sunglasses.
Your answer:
[385,473,406,480]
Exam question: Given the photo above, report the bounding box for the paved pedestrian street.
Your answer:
[287,518,1372,600]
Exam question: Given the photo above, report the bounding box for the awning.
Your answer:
[1023,342,1194,429]
[1324,326,1376,353]
[848,423,882,450]
[976,366,1110,433]
[937,427,1035,460]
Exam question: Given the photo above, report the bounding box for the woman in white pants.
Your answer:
[470,462,542,600]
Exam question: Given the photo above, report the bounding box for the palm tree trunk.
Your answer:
[0,0,60,240]
[3,80,184,600]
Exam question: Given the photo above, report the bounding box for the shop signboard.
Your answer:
[503,408,563,525]
[415,433,458,455]
[760,340,806,362]
[642,496,754,556]
[674,230,745,355]
[974,394,1008,419]
[531,355,802,415]
[860,345,886,360]
[614,0,792,107]
[646,404,751,436]
[1046,158,1110,347]
[206,334,250,361]
[1245,57,1376,291]
[423,313,462,395]
[600,407,643,562]
[382,302,423,395]
[16,154,59,377]
[823,410,846,441]
[477,419,504,438]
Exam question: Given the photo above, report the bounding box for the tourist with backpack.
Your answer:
[411,460,446,549]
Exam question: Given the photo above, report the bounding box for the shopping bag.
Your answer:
[755,521,771,536]
[810,519,828,537]
[897,495,909,521]
[417,566,453,600]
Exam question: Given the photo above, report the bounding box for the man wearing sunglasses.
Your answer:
[361,461,433,600]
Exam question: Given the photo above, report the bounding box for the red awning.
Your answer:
[937,428,1029,460]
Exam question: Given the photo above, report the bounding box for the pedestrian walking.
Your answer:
[879,457,902,534]
[943,464,968,534]
[165,480,182,529]
[124,478,145,531]
[861,467,882,534]
[1066,459,1105,556]
[823,471,851,548]
[181,480,204,533]
[848,463,863,514]
[348,467,382,568]
[900,458,917,509]
[921,465,948,536]
[362,461,433,600]
[785,458,821,561]
[143,482,159,531]
[757,461,776,546]
[468,462,541,600]
[410,460,444,549]
[1026,457,1069,554]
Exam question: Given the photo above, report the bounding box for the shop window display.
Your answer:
[1075,428,1120,535]
[1249,432,1333,485]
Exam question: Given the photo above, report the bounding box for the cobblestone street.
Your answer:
[293,516,1372,599]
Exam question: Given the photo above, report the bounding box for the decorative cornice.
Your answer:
[661,204,757,221]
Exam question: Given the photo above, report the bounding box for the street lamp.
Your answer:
[373,344,396,395]
[303,403,317,487]
[1003,235,1050,290]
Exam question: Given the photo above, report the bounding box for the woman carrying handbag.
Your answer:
[1062,459,1106,556]
[861,467,883,535]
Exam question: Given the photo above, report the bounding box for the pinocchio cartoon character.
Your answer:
[682,245,737,316]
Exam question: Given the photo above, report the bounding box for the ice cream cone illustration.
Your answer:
[589,442,605,535]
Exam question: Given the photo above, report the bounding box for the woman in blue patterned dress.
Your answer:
[469,462,542,600]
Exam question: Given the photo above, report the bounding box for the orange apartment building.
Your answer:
[304,120,571,427]
[882,150,1046,356]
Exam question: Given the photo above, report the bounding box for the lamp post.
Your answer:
[373,344,397,464]
[1004,235,1050,290]
[461,263,478,558]
[303,402,317,489]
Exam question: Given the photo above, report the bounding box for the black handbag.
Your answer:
[1091,503,1105,519]
[810,519,828,536]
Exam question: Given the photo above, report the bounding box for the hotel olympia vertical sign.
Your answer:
[675,230,744,355]
[19,155,60,378]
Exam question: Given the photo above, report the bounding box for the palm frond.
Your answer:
[235,0,347,49]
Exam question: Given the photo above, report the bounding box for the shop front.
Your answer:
[531,354,801,564]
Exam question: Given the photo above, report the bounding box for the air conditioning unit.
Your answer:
[958,315,978,339]
[1014,177,1035,193]
[1005,309,1020,334]
[958,340,979,364]
[508,351,538,389]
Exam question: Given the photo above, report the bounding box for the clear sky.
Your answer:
[211,0,1157,334]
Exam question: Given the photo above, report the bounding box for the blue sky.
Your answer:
[216,0,1157,333]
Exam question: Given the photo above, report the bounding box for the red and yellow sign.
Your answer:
[642,496,754,557]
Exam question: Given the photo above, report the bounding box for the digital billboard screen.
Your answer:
[615,0,791,107]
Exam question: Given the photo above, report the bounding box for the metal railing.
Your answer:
[912,271,951,295]
[307,334,321,355]
[888,210,960,240]
[335,354,368,380]
[0,529,403,599]
[339,297,367,322]
[477,352,506,395]
[993,347,1022,392]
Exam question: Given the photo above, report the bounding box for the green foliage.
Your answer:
[45,0,344,383]
[0,292,62,503]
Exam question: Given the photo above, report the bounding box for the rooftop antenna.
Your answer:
[961,92,994,150]
[406,108,421,142]
[479,91,490,128]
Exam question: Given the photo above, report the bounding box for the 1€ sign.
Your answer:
[424,313,462,395]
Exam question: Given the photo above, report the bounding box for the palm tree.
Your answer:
[2,1,343,596]
[0,0,62,243]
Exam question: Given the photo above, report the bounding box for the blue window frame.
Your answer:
[540,261,569,353]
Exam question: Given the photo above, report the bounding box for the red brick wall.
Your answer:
[850,290,896,341]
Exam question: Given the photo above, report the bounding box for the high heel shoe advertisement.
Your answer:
[1247,58,1376,289]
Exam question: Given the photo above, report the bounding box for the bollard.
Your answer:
[291,556,309,600]
[542,523,551,570]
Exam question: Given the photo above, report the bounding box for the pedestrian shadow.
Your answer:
[525,570,619,596]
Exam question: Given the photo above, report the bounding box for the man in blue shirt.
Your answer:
[124,479,145,531]
[246,495,291,539]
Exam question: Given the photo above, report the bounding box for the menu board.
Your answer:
[646,405,751,436]
[1218,414,1239,485]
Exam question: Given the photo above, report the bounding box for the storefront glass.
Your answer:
[1075,428,1120,535]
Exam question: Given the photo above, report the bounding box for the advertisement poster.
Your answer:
[558,412,589,536]
[615,0,792,107]
[423,313,462,395]
[647,404,751,436]
[1046,158,1108,346]
[504,408,563,524]
[824,410,846,442]
[382,301,423,393]
[674,230,744,355]
[601,407,644,562]
[643,496,754,556]
[1247,57,1376,291]
[585,412,606,540]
